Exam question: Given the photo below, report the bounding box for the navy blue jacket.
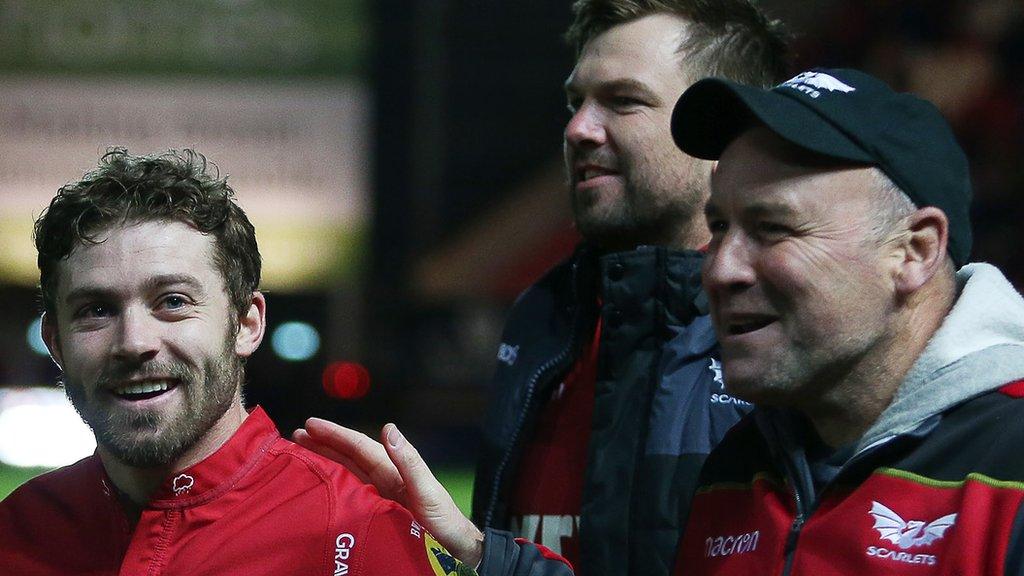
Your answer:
[473,245,751,576]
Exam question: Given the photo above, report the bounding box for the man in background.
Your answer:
[470,6,787,573]
[299,2,790,575]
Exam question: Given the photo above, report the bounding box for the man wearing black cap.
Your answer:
[669,68,1024,574]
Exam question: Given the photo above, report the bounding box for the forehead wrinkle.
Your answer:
[56,220,222,305]
[742,200,803,219]
[62,272,207,306]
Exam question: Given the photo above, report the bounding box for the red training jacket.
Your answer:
[0,407,468,576]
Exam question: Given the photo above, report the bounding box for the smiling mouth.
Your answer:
[727,318,775,336]
[577,167,618,182]
[111,380,179,402]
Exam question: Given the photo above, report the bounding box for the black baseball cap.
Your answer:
[671,68,972,267]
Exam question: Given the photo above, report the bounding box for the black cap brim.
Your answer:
[671,77,874,163]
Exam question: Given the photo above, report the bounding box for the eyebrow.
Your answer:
[63,273,206,305]
[564,77,662,105]
[705,200,802,220]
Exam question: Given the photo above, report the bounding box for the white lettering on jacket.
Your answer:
[510,514,578,554]
[335,533,355,575]
[866,546,937,565]
[705,530,760,558]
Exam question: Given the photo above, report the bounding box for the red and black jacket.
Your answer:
[676,381,1024,575]
[474,245,750,576]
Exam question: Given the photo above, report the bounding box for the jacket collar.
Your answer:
[145,406,279,508]
[576,243,708,319]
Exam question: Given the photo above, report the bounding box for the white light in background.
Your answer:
[0,388,95,468]
[271,321,321,362]
[26,317,49,357]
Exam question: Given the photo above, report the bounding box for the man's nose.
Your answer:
[702,232,758,293]
[564,103,607,149]
[112,307,160,362]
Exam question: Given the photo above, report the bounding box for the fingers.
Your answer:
[296,418,404,502]
[382,424,445,507]
[382,423,484,566]
[292,429,372,485]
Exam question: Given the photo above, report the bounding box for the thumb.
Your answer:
[381,423,483,566]
[382,423,446,514]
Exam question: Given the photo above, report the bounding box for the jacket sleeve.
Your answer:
[352,501,479,575]
[478,529,575,576]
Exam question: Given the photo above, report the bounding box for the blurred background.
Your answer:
[0,0,1021,512]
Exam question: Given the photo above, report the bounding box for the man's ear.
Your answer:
[893,206,949,295]
[235,292,267,358]
[41,312,63,370]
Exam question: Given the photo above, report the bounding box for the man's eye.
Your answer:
[757,222,792,237]
[161,295,189,310]
[78,304,112,319]
[707,219,728,235]
[610,96,643,108]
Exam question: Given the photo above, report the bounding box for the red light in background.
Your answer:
[322,361,371,400]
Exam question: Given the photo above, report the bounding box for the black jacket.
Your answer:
[473,245,751,576]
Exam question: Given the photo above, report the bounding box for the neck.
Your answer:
[98,397,248,524]
[804,385,899,448]
[804,289,954,447]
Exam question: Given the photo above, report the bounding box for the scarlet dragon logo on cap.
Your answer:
[780,72,856,98]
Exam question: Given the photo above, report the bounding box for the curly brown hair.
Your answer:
[35,148,261,318]
[565,0,792,87]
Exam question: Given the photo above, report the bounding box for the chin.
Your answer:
[720,367,772,405]
[722,383,760,404]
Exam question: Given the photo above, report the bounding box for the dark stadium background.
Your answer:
[0,0,1021,512]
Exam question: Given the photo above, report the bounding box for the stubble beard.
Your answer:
[724,327,886,411]
[571,165,704,250]
[63,335,242,469]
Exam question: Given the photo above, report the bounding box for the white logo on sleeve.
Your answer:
[781,72,856,99]
[865,501,957,566]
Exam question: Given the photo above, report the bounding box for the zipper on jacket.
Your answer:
[767,413,812,576]
[484,332,577,529]
[483,265,585,529]
[777,431,908,575]
[781,511,805,576]
[780,474,805,576]
[779,437,899,576]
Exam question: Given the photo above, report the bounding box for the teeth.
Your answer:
[114,381,171,396]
